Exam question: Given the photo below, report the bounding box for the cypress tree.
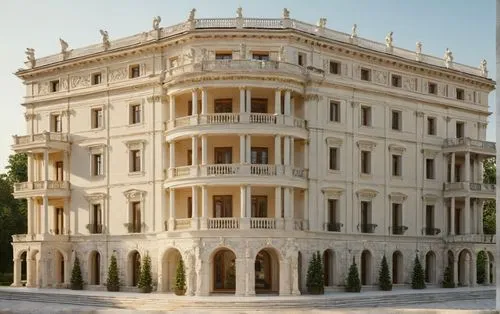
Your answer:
[70,256,83,290]
[306,251,324,294]
[137,254,153,293]
[442,266,455,288]
[175,258,186,295]
[411,255,426,289]
[378,255,392,291]
[106,254,120,292]
[345,258,361,292]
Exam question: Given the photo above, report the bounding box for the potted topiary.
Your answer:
[70,255,84,290]
[378,255,392,291]
[306,251,324,295]
[137,254,153,293]
[106,254,120,292]
[345,258,361,292]
[174,258,186,296]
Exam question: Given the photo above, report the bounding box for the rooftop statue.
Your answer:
[59,38,69,54]
[282,8,290,19]
[153,16,161,30]
[25,48,36,68]
[188,8,196,22]
[317,18,327,28]
[479,59,488,77]
[443,48,453,68]
[385,31,393,48]
[236,7,243,18]
[350,24,358,39]
[100,30,110,50]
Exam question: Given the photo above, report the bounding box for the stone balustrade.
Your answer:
[443,137,496,153]
[14,180,69,193]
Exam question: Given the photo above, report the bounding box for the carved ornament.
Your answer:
[325,137,343,146]
[356,140,376,151]
[84,192,107,202]
[388,144,406,154]
[321,187,343,199]
[356,189,378,200]
[421,149,439,158]
[123,189,146,201]
[389,192,407,203]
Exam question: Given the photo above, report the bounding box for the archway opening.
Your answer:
[458,249,472,286]
[20,251,27,283]
[487,251,495,284]
[361,250,372,285]
[54,250,65,285]
[212,248,236,293]
[162,248,182,292]
[254,248,280,294]
[28,249,39,287]
[89,251,101,285]
[323,249,335,286]
[128,251,141,286]
[392,251,403,284]
[425,251,436,284]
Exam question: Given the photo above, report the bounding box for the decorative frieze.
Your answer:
[84,192,107,202]
[421,149,439,158]
[373,70,388,85]
[388,144,406,154]
[325,137,343,146]
[109,67,127,82]
[70,74,91,89]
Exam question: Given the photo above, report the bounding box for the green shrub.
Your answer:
[442,266,455,288]
[306,251,324,294]
[378,255,392,291]
[175,258,186,294]
[137,254,152,293]
[345,259,361,292]
[70,256,83,290]
[106,254,120,292]
[411,255,426,289]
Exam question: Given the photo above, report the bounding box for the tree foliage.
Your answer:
[306,251,324,294]
[175,258,186,293]
[106,254,120,292]
[378,255,392,291]
[411,255,426,289]
[476,251,486,285]
[483,158,496,234]
[138,254,153,293]
[70,256,84,290]
[442,265,455,288]
[345,258,361,292]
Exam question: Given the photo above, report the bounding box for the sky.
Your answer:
[0,0,495,170]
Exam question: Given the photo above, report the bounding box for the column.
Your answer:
[450,153,455,182]
[246,135,251,165]
[290,138,295,167]
[304,140,309,169]
[284,90,291,115]
[27,198,33,234]
[274,89,281,114]
[472,199,478,234]
[324,195,329,231]
[465,152,470,182]
[201,88,207,115]
[245,185,251,217]
[464,196,471,234]
[42,195,49,234]
[192,186,199,230]
[200,185,208,229]
[239,87,246,113]
[274,135,281,166]
[478,199,484,234]
[201,136,207,165]
[453,257,459,286]
[284,137,291,165]
[240,135,246,163]
[245,89,251,113]
[485,254,491,285]
[63,151,69,181]
[191,89,198,115]
[471,256,477,287]
[450,197,455,235]
[240,185,247,218]
[63,198,70,235]
[168,188,175,231]
[284,188,294,230]
[169,95,176,121]
[169,141,175,178]
[275,187,282,218]
[26,258,34,287]
[43,150,49,182]
[303,189,309,230]
[191,136,198,167]
[27,153,33,182]
[11,258,21,287]
[479,158,484,182]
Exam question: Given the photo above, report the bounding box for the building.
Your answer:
[10,8,496,295]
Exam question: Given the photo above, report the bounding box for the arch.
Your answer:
[211,247,236,293]
[161,248,182,292]
[128,250,141,286]
[254,247,280,294]
[88,251,101,285]
[487,251,495,284]
[458,249,473,286]
[425,251,436,284]
[392,251,403,284]
[323,249,335,286]
[19,251,27,282]
[54,250,65,285]
[360,250,372,285]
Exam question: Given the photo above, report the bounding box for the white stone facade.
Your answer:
[10,9,496,295]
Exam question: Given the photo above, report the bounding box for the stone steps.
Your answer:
[0,288,494,310]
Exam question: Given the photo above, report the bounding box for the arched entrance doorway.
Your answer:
[212,248,236,293]
[487,251,495,284]
[323,249,335,286]
[89,251,101,285]
[458,249,473,286]
[425,251,436,284]
[361,250,372,285]
[254,248,280,294]
[128,251,141,286]
[162,248,182,292]
[392,251,403,284]
[54,250,65,285]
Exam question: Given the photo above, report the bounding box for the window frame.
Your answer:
[92,72,102,85]
[215,52,233,60]
[391,154,402,177]
[125,140,146,176]
[91,107,104,129]
[391,74,402,88]
[129,103,142,125]
[456,88,465,101]
[425,158,435,180]
[329,100,340,123]
[427,116,436,135]
[50,80,60,92]
[129,64,140,79]
[329,60,341,75]
[328,147,339,171]
[360,68,371,81]
[360,150,371,175]
[428,82,437,95]
[360,105,372,127]
[391,110,402,131]
[51,113,62,133]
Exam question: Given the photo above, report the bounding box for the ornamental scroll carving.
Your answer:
[373,70,388,85]
[356,189,378,200]
[70,75,91,89]
[123,189,146,201]
[37,82,50,95]
[356,140,376,151]
[402,77,416,91]
[109,68,127,82]
[84,193,107,202]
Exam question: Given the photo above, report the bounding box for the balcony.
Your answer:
[423,227,441,236]
[12,132,70,153]
[391,225,408,235]
[444,182,495,199]
[86,224,103,234]
[163,60,307,83]
[444,234,496,244]
[124,223,144,234]
[443,137,495,156]
[324,222,343,232]
[162,218,304,231]
[11,233,69,242]
[208,217,239,229]
[359,223,377,234]
[13,180,70,198]
[250,218,277,229]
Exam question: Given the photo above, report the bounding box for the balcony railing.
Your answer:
[249,113,276,124]
[175,218,192,230]
[359,223,377,234]
[206,112,240,124]
[14,180,69,193]
[293,219,305,231]
[423,227,441,236]
[86,223,103,234]
[444,182,496,193]
[325,222,343,232]
[391,225,408,235]
[12,132,69,146]
[250,218,276,229]
[124,223,142,233]
[206,164,240,176]
[208,217,239,229]
[250,164,276,176]
[443,137,496,153]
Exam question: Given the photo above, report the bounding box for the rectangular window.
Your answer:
[456,88,464,100]
[426,159,435,179]
[213,99,232,113]
[251,147,268,164]
[252,53,269,61]
[187,197,193,219]
[187,149,193,166]
[329,61,340,75]
[130,104,141,124]
[213,195,232,217]
[92,73,102,85]
[51,114,62,132]
[329,101,340,122]
[55,207,64,235]
[327,199,340,232]
[298,52,306,66]
[251,196,268,217]
[391,110,402,131]
[130,149,141,172]
[129,65,140,78]
[426,205,434,229]
[392,203,402,234]
[360,201,371,231]
[360,106,371,126]
[428,82,437,95]
[392,154,402,177]
[427,117,436,135]
[91,108,103,129]
[131,201,141,233]
[92,154,103,176]
[92,204,102,234]
[251,98,267,113]
[215,52,232,60]
[391,74,402,87]
[361,151,371,174]
[55,161,64,181]
[360,68,371,81]
[456,122,464,138]
[169,57,179,68]
[50,80,60,92]
[329,147,338,170]
[214,147,232,164]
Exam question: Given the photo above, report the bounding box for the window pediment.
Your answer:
[422,193,439,204]
[389,192,407,203]
[357,140,376,151]
[124,189,146,201]
[85,144,106,154]
[84,192,106,202]
[321,187,343,198]
[124,140,146,151]
[356,189,378,200]
[421,149,439,158]
[388,144,406,154]
[326,137,343,146]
